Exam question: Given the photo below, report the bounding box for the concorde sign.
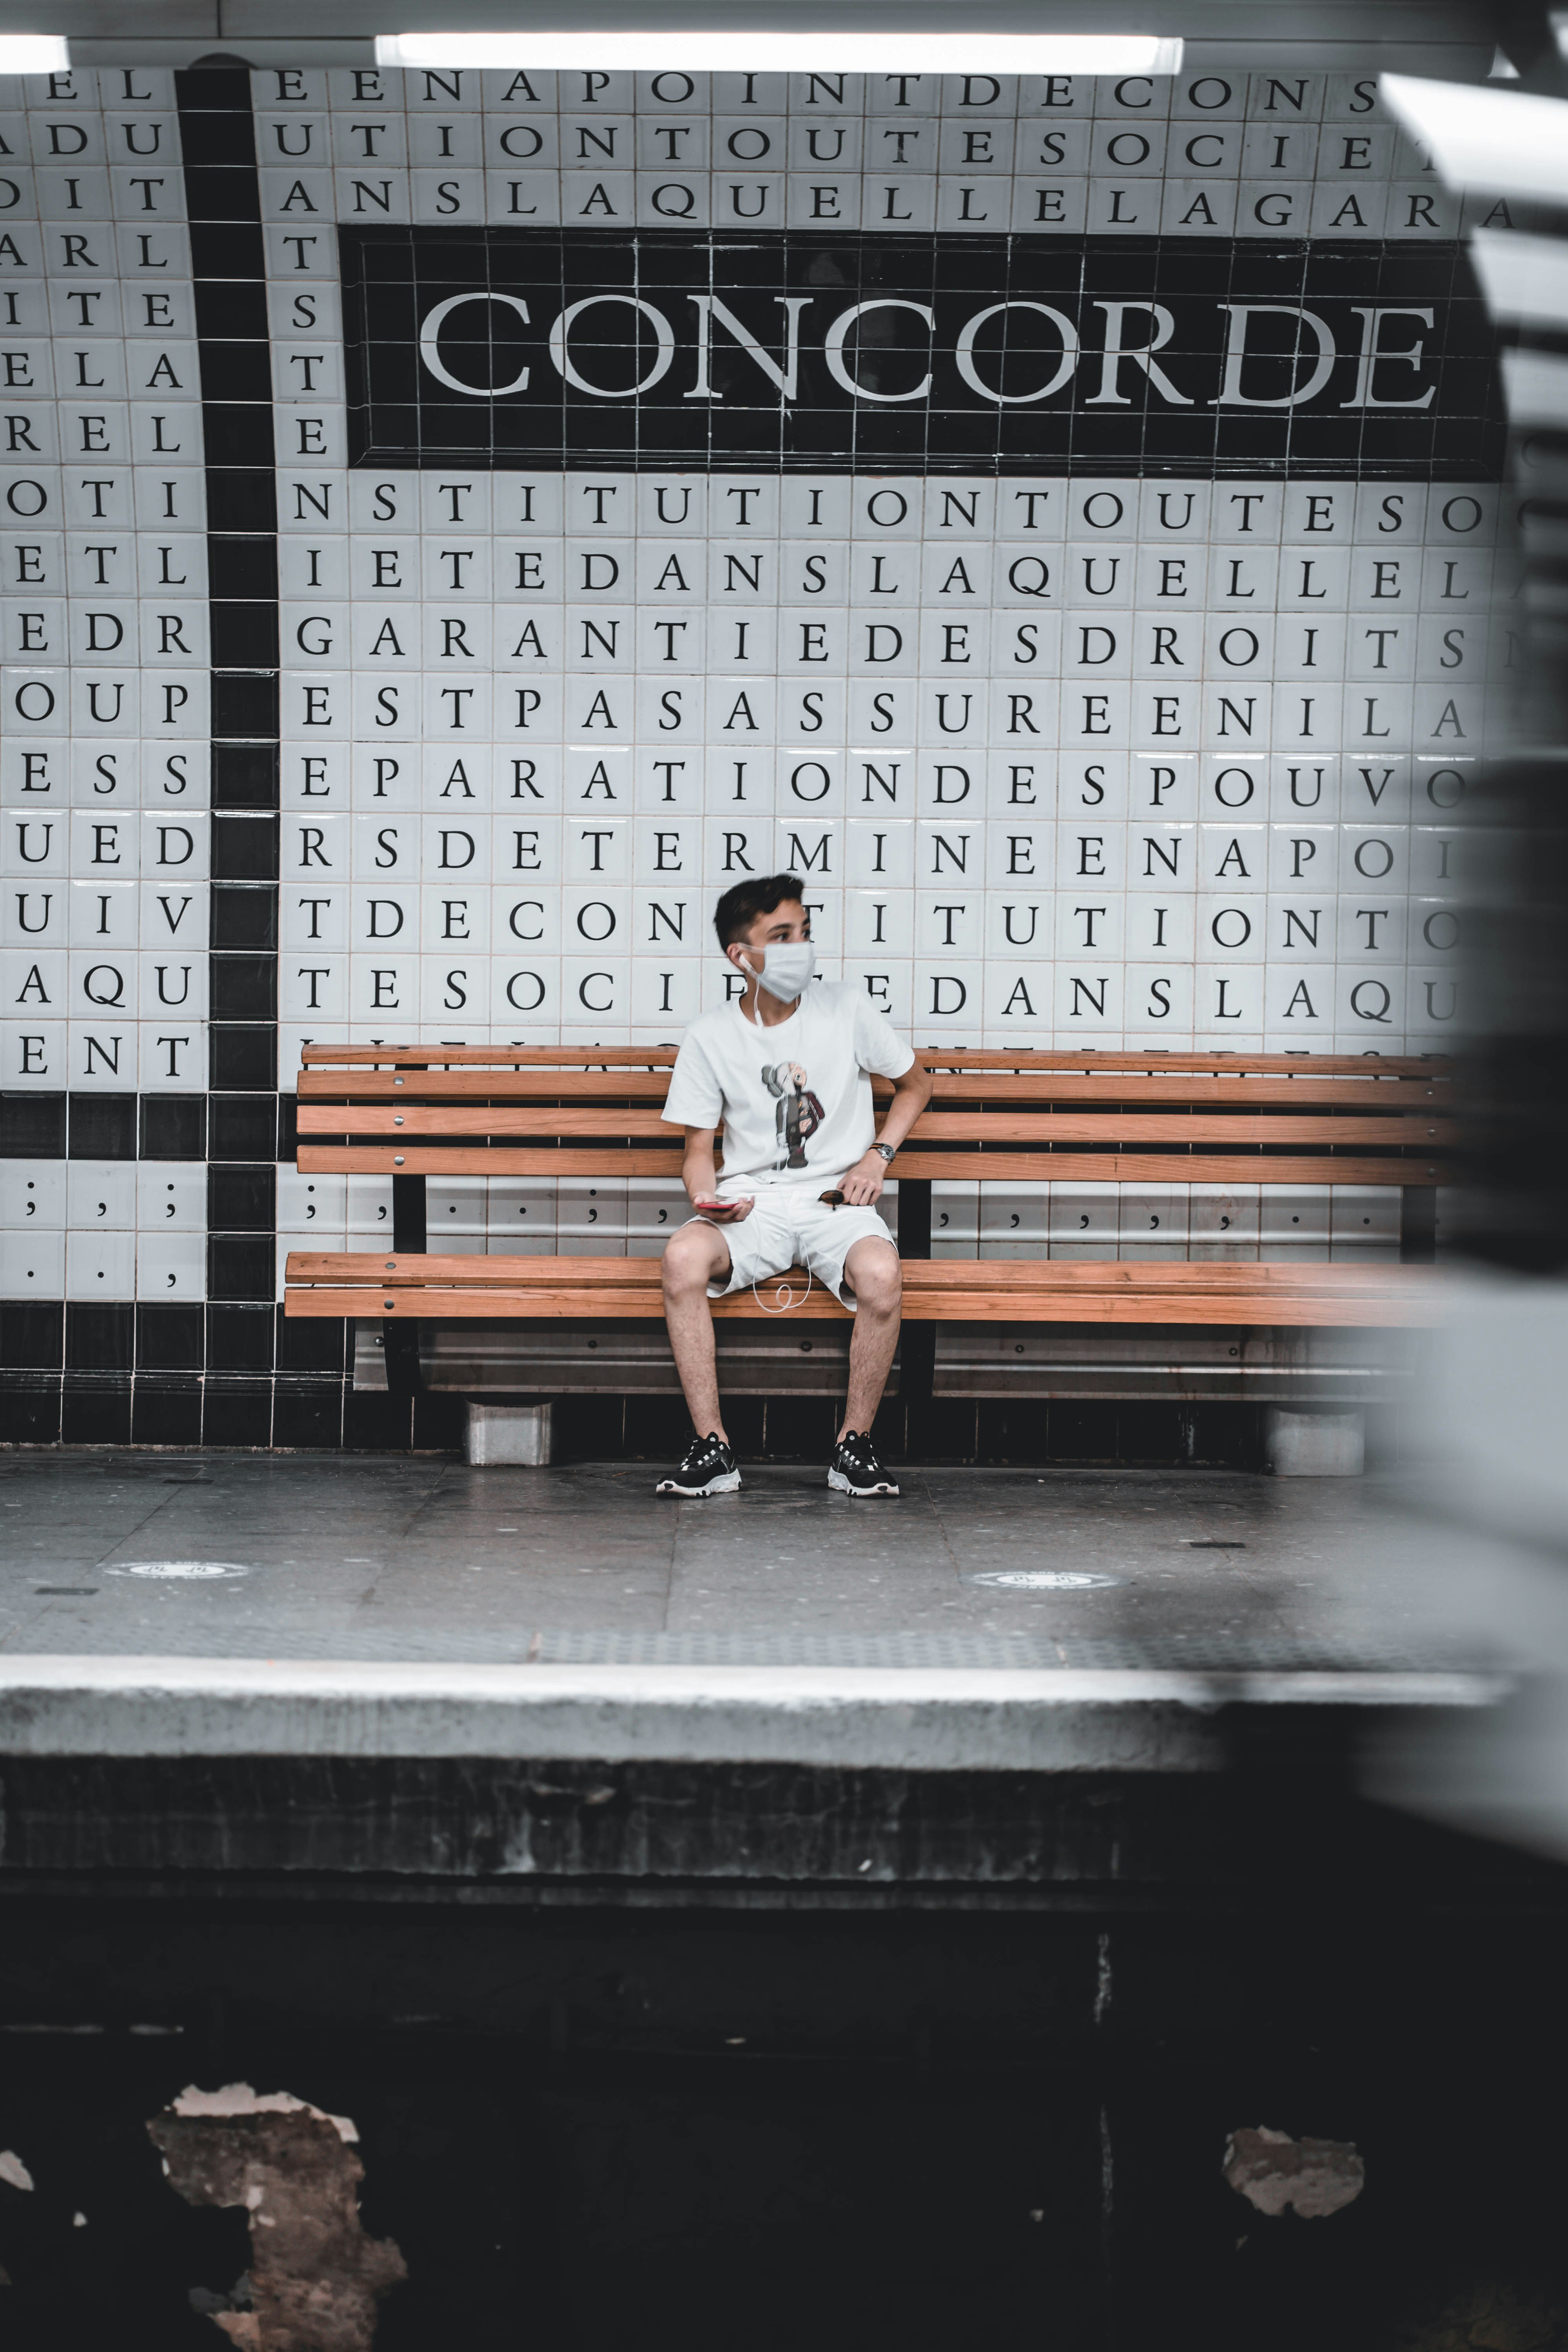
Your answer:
[339,226,1499,475]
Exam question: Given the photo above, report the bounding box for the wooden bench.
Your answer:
[283,1045,1449,1422]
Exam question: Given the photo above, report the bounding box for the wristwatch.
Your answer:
[873,1142,896,1163]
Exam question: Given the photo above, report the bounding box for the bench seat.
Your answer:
[287,1250,1441,1330]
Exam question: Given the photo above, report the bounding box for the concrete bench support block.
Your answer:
[1265,1406,1365,1477]
[464,1401,555,1467]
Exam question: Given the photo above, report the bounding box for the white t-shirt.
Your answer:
[662,982,917,1195]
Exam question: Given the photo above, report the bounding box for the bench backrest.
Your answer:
[295,1045,1452,1199]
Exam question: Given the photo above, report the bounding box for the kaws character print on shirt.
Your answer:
[761,1062,825,1171]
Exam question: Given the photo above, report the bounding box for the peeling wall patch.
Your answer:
[171,2082,359,2145]
[1223,2126,1365,2220]
[0,2151,34,2193]
[149,2085,405,2351]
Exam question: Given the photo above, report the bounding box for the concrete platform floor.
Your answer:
[0,1448,1488,1672]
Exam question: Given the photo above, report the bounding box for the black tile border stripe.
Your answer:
[176,67,281,1367]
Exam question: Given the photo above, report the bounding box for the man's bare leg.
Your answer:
[838,1235,903,1439]
[661,1222,735,1440]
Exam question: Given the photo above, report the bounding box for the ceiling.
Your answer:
[0,0,1506,80]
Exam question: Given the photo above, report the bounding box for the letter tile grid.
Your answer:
[0,62,1511,1440]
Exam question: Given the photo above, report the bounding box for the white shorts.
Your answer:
[690,1194,898,1310]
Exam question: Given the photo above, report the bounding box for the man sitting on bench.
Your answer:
[656,874,933,1500]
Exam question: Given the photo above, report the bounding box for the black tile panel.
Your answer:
[61,1378,132,1446]
[66,1096,136,1160]
[211,815,280,882]
[212,887,279,949]
[140,1096,207,1161]
[275,1306,344,1376]
[201,1378,274,1447]
[205,1302,276,1372]
[131,1380,205,1447]
[0,1376,62,1443]
[209,1029,278,1092]
[208,537,280,599]
[205,469,278,531]
[0,1094,65,1158]
[190,279,270,339]
[202,401,277,467]
[64,1305,134,1372]
[211,956,278,1022]
[272,1379,346,1449]
[0,1303,64,1370]
[209,1164,276,1233]
[211,675,281,740]
[208,1095,278,1163]
[211,744,280,811]
[207,1235,276,1303]
[189,221,266,280]
[210,600,282,667]
[183,163,263,221]
[135,1303,207,1372]
[173,68,255,117]
[199,341,274,401]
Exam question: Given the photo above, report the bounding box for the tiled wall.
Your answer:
[0,60,1501,1445]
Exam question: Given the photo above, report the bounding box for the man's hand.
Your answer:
[839,1151,886,1207]
[693,1194,754,1224]
[681,1128,752,1223]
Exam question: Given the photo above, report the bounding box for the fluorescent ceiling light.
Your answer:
[1381,73,1568,203]
[0,34,70,72]
[376,32,1182,75]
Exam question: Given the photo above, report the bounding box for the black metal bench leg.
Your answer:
[392,1172,427,1253]
[383,1319,424,1398]
[385,1174,428,1396]
[1400,1184,1437,1264]
[896,1176,936,1427]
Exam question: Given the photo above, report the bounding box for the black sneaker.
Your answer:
[828,1430,900,1497]
[656,1432,741,1497]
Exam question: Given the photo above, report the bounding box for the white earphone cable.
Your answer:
[751,1267,813,1315]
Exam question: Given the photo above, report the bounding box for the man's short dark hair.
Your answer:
[713,874,806,950]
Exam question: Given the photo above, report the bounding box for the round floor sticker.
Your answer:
[967,1570,1126,1591]
[105,1561,250,1582]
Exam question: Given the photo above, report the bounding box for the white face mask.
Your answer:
[744,941,815,1004]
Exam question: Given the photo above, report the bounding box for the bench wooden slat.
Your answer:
[286,1282,1441,1330]
[925,1105,1451,1141]
[306,1109,1452,1145]
[298,1145,1443,1186]
[298,1144,689,1178]
[290,1292,1438,1329]
[287,1250,1432,1292]
[296,1104,673,1138]
[295,1103,1449,1147]
[301,1044,679,1067]
[300,1042,1445,1078]
[298,1069,1450,1109]
[299,1069,677,1102]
